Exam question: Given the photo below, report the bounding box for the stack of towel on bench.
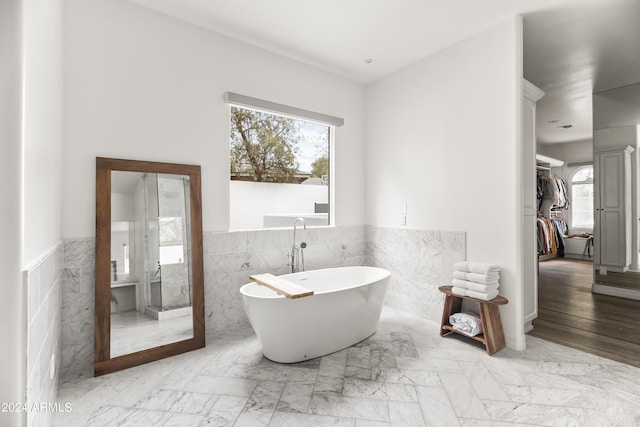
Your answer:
[451,261,500,301]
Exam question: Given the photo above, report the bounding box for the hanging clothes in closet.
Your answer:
[536,171,569,212]
[536,171,548,211]
[552,177,569,210]
[537,217,567,257]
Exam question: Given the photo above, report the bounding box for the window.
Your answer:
[227,98,336,230]
[571,166,594,228]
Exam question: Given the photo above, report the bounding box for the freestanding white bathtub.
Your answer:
[239,266,391,363]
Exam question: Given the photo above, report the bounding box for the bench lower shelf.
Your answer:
[438,285,508,355]
[440,325,486,345]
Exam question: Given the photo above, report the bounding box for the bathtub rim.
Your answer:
[239,265,390,299]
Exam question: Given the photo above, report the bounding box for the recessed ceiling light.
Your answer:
[364,58,373,64]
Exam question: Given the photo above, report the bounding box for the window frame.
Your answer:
[226,97,337,231]
[570,165,594,230]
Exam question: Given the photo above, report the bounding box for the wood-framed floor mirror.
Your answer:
[95,157,205,376]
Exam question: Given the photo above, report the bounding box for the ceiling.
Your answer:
[523,0,640,144]
[128,0,640,145]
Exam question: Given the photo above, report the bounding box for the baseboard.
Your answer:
[505,332,526,351]
[592,283,640,301]
[523,321,534,334]
[563,253,593,261]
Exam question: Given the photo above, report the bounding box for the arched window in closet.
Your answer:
[571,166,594,229]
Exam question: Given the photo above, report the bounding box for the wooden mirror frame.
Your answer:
[95,157,205,376]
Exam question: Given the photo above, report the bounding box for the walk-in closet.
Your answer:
[527,101,640,368]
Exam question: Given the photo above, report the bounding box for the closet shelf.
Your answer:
[536,153,564,168]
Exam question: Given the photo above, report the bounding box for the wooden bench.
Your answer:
[438,285,508,355]
[249,273,314,299]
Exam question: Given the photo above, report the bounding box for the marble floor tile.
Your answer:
[369,340,397,368]
[388,401,426,427]
[389,332,419,358]
[370,367,440,386]
[345,365,373,380]
[276,381,314,413]
[200,395,248,426]
[309,393,389,422]
[314,375,345,395]
[70,405,132,427]
[395,356,463,373]
[439,372,491,420]
[163,412,206,426]
[113,408,169,427]
[342,377,417,402]
[53,305,640,427]
[458,420,540,427]
[318,355,347,379]
[234,381,285,427]
[269,411,356,427]
[415,385,460,427]
[483,401,584,427]
[227,362,318,383]
[182,375,258,397]
[459,361,510,401]
[169,391,219,415]
[354,422,390,427]
[346,347,371,370]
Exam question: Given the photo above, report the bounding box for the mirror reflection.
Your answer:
[110,171,194,357]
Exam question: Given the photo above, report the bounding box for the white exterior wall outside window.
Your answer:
[571,166,594,229]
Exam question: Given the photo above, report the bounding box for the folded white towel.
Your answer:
[454,261,500,275]
[452,286,499,301]
[452,271,500,284]
[449,312,483,336]
[451,279,499,293]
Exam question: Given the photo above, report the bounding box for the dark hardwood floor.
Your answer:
[529,257,640,367]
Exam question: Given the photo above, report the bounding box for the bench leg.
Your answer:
[440,295,462,336]
[479,303,506,355]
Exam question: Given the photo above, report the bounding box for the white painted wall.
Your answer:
[365,18,525,348]
[63,0,366,238]
[23,0,63,264]
[0,1,25,424]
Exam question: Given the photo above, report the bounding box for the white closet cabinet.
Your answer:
[522,79,544,333]
[594,146,635,272]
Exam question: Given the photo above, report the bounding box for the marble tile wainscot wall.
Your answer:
[203,225,368,334]
[58,226,368,382]
[60,239,96,382]
[25,242,64,427]
[58,225,466,383]
[366,226,467,324]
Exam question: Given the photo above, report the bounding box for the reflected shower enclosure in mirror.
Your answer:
[95,158,205,376]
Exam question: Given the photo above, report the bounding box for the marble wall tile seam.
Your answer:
[24,240,64,275]
[27,247,63,359]
[28,271,62,329]
[27,244,64,324]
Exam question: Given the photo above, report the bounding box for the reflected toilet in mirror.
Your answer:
[95,158,204,376]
